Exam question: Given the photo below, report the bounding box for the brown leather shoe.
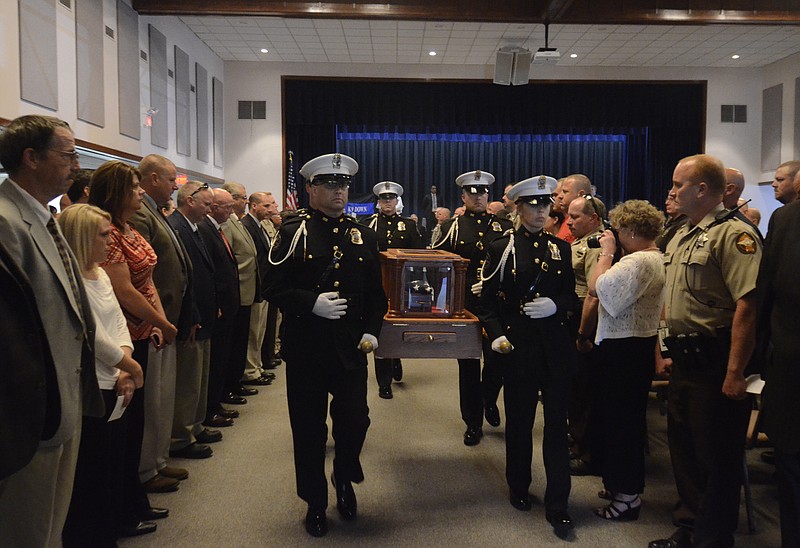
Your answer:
[159,466,189,481]
[142,474,179,493]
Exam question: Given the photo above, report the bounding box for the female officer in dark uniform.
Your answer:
[476,175,579,540]
[362,181,423,399]
[264,153,388,538]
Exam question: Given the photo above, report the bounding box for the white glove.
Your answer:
[358,333,379,353]
[471,280,483,296]
[312,291,347,320]
[523,297,557,319]
[491,336,513,353]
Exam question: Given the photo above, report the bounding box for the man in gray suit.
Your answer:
[0,114,104,545]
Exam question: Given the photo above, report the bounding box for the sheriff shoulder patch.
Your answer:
[735,232,756,255]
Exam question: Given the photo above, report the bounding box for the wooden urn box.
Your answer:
[376,249,482,359]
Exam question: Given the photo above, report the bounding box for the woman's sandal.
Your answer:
[594,494,641,521]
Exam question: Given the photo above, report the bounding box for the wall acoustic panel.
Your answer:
[75,0,104,126]
[148,25,168,149]
[761,84,783,172]
[795,77,800,161]
[174,46,190,156]
[19,0,58,110]
[117,0,140,140]
[213,77,224,168]
[196,63,209,162]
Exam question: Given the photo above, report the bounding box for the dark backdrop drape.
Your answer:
[283,78,705,214]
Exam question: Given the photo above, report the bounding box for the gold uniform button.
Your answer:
[477,219,482,224]
[478,232,484,237]
[535,258,540,264]
[333,227,339,233]
[358,257,364,262]
[334,263,341,269]
[333,281,340,288]
[534,242,539,248]
[307,254,313,259]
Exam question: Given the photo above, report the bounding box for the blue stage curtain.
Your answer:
[336,129,630,219]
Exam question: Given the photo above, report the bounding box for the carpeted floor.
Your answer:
[120,358,782,547]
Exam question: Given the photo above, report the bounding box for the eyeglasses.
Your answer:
[189,183,210,197]
[584,195,604,218]
[48,149,80,162]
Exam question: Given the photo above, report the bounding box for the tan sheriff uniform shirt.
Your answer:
[663,203,761,337]
[571,228,603,299]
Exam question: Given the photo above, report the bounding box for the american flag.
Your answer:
[285,150,298,210]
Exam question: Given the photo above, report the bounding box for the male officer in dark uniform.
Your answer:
[649,154,761,548]
[477,175,578,540]
[264,153,387,538]
[362,181,423,399]
[432,170,512,445]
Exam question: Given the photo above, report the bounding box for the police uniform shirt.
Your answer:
[263,208,388,369]
[435,211,512,287]
[477,227,579,355]
[571,228,602,300]
[663,203,761,337]
[363,212,423,251]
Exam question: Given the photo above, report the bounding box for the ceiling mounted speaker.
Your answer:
[493,46,531,86]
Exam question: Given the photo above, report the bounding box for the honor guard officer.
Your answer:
[363,181,424,399]
[649,154,761,548]
[264,153,388,538]
[432,170,513,445]
[476,175,578,540]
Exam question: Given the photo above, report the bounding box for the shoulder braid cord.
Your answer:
[367,215,378,231]
[480,232,516,285]
[430,216,459,249]
[268,219,308,266]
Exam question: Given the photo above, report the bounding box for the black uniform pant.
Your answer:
[226,305,251,393]
[568,345,600,462]
[775,448,800,548]
[668,355,750,547]
[503,353,571,512]
[374,357,400,390]
[208,312,234,417]
[592,336,655,495]
[63,389,125,547]
[457,358,483,428]
[285,356,370,509]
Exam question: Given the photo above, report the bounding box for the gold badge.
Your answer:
[548,241,562,261]
[735,232,756,254]
[397,221,406,231]
[350,228,363,245]
[492,221,502,232]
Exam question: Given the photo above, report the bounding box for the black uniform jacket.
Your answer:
[264,209,388,371]
[476,227,580,379]
[363,212,424,251]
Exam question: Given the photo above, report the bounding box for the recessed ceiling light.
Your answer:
[731,54,740,59]
[570,53,578,58]
[260,48,269,53]
[429,51,437,56]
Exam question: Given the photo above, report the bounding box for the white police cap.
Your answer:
[455,170,495,194]
[299,153,359,182]
[507,175,558,206]
[373,181,404,198]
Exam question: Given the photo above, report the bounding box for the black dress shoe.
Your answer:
[169,443,213,459]
[379,386,393,399]
[141,507,169,520]
[392,361,403,382]
[218,407,239,419]
[305,506,328,537]
[196,428,222,444]
[649,528,691,548]
[464,426,483,446]
[222,392,247,405]
[236,385,259,396]
[267,358,282,369]
[242,376,272,386]
[203,414,234,428]
[261,371,276,380]
[119,521,157,537]
[509,490,532,511]
[546,510,574,539]
[485,404,501,427]
[331,473,357,521]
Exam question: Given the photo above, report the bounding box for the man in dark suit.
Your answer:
[421,184,443,241]
[168,181,219,458]
[0,114,104,545]
[265,153,387,537]
[757,170,800,547]
[133,154,191,489]
[197,188,241,428]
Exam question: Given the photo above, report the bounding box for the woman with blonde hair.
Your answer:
[88,160,177,536]
[59,203,145,545]
[588,199,665,521]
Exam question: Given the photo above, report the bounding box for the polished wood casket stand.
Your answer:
[376,249,482,359]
